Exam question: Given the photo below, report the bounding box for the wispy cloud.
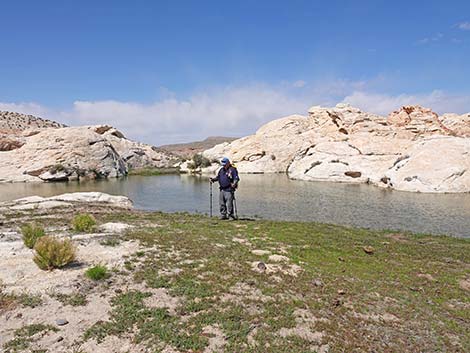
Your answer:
[457,22,470,30]
[417,32,443,45]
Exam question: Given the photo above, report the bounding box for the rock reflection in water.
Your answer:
[0,174,468,237]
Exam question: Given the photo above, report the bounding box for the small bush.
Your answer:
[49,164,66,175]
[33,236,76,271]
[85,265,109,281]
[72,214,96,232]
[21,223,45,249]
[190,154,212,169]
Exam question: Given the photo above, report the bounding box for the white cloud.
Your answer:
[56,84,313,144]
[3,83,470,145]
[458,22,470,30]
[343,90,470,115]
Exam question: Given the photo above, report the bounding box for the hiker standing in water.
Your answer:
[210,157,240,220]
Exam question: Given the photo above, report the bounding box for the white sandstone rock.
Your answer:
[203,104,470,193]
[3,192,133,210]
[384,137,470,193]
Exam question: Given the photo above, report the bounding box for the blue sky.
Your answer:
[1,0,470,144]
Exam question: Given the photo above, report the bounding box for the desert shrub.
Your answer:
[21,223,45,249]
[190,154,212,169]
[0,286,17,313]
[48,164,66,175]
[85,265,109,281]
[33,236,76,271]
[72,214,96,232]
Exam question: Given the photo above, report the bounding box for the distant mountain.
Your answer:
[157,136,238,159]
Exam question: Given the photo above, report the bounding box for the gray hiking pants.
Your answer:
[219,190,234,217]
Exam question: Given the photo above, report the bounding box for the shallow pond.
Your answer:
[0,174,469,237]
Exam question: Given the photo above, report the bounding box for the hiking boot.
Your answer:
[228,215,237,221]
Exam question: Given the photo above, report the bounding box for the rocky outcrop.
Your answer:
[90,125,178,170]
[0,127,127,182]
[1,192,133,211]
[0,114,179,183]
[203,104,470,193]
[0,111,65,132]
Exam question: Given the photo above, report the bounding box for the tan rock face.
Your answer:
[0,112,178,182]
[203,104,470,193]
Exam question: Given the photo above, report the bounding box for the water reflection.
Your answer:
[0,174,468,237]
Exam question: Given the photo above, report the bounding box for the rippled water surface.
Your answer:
[0,174,469,237]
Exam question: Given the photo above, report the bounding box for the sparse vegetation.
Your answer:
[72,214,96,232]
[187,153,212,170]
[21,223,45,249]
[3,324,58,353]
[17,293,43,308]
[52,292,88,306]
[99,237,121,247]
[33,236,76,270]
[48,164,66,175]
[1,205,469,352]
[128,167,180,176]
[0,290,17,313]
[85,264,109,281]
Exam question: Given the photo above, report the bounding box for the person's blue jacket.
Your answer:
[212,166,239,191]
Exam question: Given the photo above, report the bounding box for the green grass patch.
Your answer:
[85,265,109,281]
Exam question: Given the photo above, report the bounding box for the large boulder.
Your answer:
[2,192,133,210]
[90,125,179,170]
[0,127,127,182]
[202,104,470,193]
[383,137,470,193]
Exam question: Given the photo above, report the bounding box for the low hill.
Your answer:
[158,136,238,159]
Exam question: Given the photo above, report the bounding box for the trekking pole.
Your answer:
[233,191,238,220]
[209,181,213,218]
